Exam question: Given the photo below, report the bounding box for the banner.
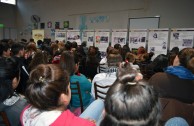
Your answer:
[67,30,81,45]
[129,29,147,50]
[32,29,44,43]
[111,29,127,47]
[55,29,66,41]
[148,28,169,59]
[170,28,194,50]
[82,30,95,47]
[94,29,110,52]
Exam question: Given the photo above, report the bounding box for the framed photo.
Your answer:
[64,21,69,28]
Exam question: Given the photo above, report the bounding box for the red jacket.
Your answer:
[51,110,95,126]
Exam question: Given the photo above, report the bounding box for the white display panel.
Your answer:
[111,29,127,47]
[95,29,110,52]
[129,29,147,50]
[170,28,194,50]
[82,30,95,47]
[148,28,169,59]
[67,30,81,45]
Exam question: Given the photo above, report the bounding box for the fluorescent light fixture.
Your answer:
[1,0,16,5]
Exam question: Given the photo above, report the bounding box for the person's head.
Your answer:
[0,42,11,57]
[114,43,121,51]
[140,52,154,62]
[26,42,37,52]
[173,48,194,73]
[100,63,160,126]
[58,41,65,51]
[11,42,25,57]
[0,57,20,102]
[65,41,72,51]
[72,41,78,49]
[60,51,75,75]
[88,46,97,56]
[107,48,122,67]
[26,64,70,111]
[170,47,179,55]
[28,51,49,71]
[151,54,168,72]
[122,44,130,52]
[137,46,146,55]
[81,41,87,47]
[125,52,136,63]
[122,45,130,60]
[37,40,43,48]
[29,38,34,42]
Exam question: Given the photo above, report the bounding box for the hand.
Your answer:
[86,118,96,124]
[135,73,143,81]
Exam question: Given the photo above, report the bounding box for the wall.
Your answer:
[10,0,194,40]
[0,2,17,40]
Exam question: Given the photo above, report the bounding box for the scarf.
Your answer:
[165,66,194,80]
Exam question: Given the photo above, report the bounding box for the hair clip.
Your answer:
[127,82,137,85]
[39,76,45,83]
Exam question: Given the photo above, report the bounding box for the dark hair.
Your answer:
[81,41,87,47]
[11,42,24,56]
[65,41,72,51]
[60,51,75,75]
[88,46,97,56]
[100,63,160,126]
[170,47,179,55]
[150,54,168,72]
[0,57,20,102]
[29,38,34,42]
[26,64,69,110]
[72,41,78,49]
[37,40,43,46]
[114,43,121,50]
[178,48,194,73]
[0,42,10,56]
[122,45,130,61]
[28,51,49,71]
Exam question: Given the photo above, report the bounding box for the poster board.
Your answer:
[129,29,147,50]
[94,29,110,52]
[32,29,44,43]
[148,28,169,59]
[170,28,194,50]
[111,29,127,47]
[67,30,81,45]
[82,30,95,47]
[55,29,66,42]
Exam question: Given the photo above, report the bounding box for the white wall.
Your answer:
[3,0,194,40]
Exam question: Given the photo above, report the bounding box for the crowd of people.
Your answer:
[0,38,193,126]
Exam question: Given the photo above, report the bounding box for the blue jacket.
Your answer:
[70,74,92,107]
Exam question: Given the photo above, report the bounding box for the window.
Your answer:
[1,0,16,5]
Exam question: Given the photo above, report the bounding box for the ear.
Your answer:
[59,93,70,106]
[173,55,180,66]
[12,77,20,89]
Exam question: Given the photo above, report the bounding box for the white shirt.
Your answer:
[22,106,62,126]
[91,72,117,99]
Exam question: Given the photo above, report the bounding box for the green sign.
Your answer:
[0,24,4,28]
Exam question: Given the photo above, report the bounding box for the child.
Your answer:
[21,64,103,126]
